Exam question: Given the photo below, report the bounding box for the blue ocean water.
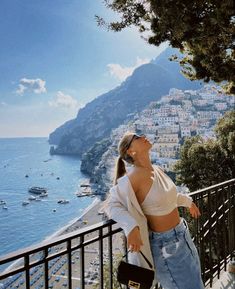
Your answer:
[0,138,94,258]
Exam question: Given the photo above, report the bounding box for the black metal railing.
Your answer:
[0,178,234,289]
[182,178,235,288]
[0,221,124,289]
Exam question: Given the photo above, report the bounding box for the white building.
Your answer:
[197,111,222,120]
[180,126,191,137]
[155,116,179,125]
[169,88,184,98]
[157,124,180,134]
[156,133,179,143]
[193,99,209,106]
[214,102,228,111]
[178,111,190,121]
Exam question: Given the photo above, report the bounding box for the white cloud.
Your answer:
[0,101,7,107]
[107,57,150,81]
[49,91,79,109]
[16,78,46,95]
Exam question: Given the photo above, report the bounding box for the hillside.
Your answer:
[49,48,202,156]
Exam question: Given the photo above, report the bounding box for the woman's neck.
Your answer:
[134,155,152,170]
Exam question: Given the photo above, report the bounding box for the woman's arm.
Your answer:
[177,192,193,208]
[103,185,139,236]
[188,202,201,218]
[127,226,143,252]
[177,193,201,218]
[103,185,143,252]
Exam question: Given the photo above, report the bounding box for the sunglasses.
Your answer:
[126,134,145,150]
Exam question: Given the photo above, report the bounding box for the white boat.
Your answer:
[28,195,36,201]
[3,206,8,210]
[57,199,69,204]
[76,192,88,197]
[22,201,30,206]
[82,187,92,193]
[39,192,48,197]
[28,187,47,194]
[80,179,90,187]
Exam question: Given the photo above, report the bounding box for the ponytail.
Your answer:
[114,156,126,185]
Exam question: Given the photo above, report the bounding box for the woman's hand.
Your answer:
[127,226,143,252]
[188,202,201,218]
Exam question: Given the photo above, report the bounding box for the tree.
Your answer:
[215,109,235,162]
[97,0,235,93]
[174,110,235,191]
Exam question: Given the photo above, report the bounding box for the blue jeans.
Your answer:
[149,218,204,289]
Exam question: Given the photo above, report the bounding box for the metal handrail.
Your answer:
[0,220,122,289]
[0,178,234,289]
[182,178,235,288]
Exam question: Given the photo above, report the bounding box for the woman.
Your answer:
[103,132,204,289]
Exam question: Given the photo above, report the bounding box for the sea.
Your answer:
[0,137,95,261]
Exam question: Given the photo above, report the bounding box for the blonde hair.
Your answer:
[113,132,135,184]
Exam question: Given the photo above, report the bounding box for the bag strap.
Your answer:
[122,250,153,269]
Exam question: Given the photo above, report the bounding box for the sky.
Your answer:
[0,0,168,137]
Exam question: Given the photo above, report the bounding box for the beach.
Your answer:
[45,197,103,239]
[2,197,124,289]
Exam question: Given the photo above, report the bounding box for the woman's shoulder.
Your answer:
[153,164,165,172]
[126,167,146,192]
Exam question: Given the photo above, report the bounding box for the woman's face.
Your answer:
[126,133,152,156]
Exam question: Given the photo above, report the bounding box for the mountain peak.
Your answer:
[49,48,201,156]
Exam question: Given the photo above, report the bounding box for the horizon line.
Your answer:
[0,136,49,139]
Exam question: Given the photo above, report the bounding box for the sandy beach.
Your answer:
[2,197,125,289]
[46,197,103,239]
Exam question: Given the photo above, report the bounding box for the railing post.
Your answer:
[80,235,85,289]
[43,248,49,289]
[207,190,213,288]
[67,239,72,289]
[24,254,30,289]
[214,185,221,279]
[99,228,104,289]
[228,183,235,259]
[198,192,205,283]
[221,185,228,271]
[108,224,113,289]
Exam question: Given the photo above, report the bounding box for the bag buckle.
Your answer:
[128,280,140,288]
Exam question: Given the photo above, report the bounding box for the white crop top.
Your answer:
[140,166,192,216]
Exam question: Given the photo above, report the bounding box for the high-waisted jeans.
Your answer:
[149,218,204,289]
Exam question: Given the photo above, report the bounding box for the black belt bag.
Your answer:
[117,250,155,289]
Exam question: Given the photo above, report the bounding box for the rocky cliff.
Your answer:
[80,138,112,177]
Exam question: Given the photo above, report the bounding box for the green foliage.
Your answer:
[169,99,182,106]
[214,110,235,159]
[97,0,235,94]
[174,110,235,191]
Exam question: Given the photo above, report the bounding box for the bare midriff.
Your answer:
[146,207,180,232]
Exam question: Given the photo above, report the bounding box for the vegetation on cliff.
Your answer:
[174,110,235,191]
